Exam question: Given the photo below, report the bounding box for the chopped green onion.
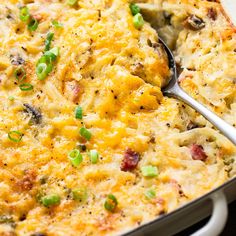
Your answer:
[89,150,99,164]
[28,17,38,31]
[36,62,52,80]
[104,194,118,212]
[36,48,59,80]
[130,3,140,16]
[141,165,158,177]
[41,194,61,207]
[72,188,88,201]
[8,131,23,142]
[44,47,59,61]
[145,189,156,199]
[45,32,54,51]
[44,51,56,62]
[8,96,15,101]
[19,83,33,91]
[133,13,144,29]
[37,54,53,65]
[79,127,92,141]
[20,6,30,22]
[68,149,83,167]
[67,0,78,6]
[49,47,60,57]
[14,67,26,82]
[75,106,83,119]
[52,20,63,28]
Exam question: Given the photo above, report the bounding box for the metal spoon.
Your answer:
[159,37,236,145]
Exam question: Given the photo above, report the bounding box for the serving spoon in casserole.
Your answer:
[138,3,236,145]
[136,2,236,145]
[132,2,236,145]
[158,35,236,145]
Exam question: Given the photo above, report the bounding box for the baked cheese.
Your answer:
[0,0,235,235]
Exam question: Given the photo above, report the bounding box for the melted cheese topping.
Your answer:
[0,0,235,235]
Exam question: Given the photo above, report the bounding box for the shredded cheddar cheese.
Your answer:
[0,0,236,235]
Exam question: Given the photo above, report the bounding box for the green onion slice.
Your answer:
[44,47,60,61]
[41,194,61,207]
[19,83,33,91]
[20,6,30,22]
[45,32,54,51]
[89,150,99,164]
[104,194,118,212]
[79,127,91,141]
[68,149,83,167]
[8,131,23,142]
[67,0,78,6]
[36,62,52,80]
[133,13,144,29]
[28,17,39,31]
[75,106,83,119]
[37,55,51,65]
[14,67,26,82]
[130,3,140,16]
[72,188,88,202]
[141,165,158,177]
[52,20,63,28]
[145,189,156,199]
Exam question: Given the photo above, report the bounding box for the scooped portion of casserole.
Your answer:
[0,0,235,235]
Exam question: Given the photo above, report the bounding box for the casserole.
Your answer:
[0,0,235,235]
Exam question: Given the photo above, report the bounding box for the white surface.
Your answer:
[191,191,228,236]
[221,0,236,25]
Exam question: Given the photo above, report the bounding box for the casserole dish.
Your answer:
[126,1,236,235]
[0,0,236,235]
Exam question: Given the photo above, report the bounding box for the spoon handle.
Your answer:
[164,83,236,145]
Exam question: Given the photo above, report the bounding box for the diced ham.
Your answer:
[120,149,139,172]
[190,144,208,161]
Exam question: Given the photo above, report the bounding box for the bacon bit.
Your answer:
[207,7,217,21]
[16,169,37,191]
[120,148,140,172]
[190,144,208,161]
